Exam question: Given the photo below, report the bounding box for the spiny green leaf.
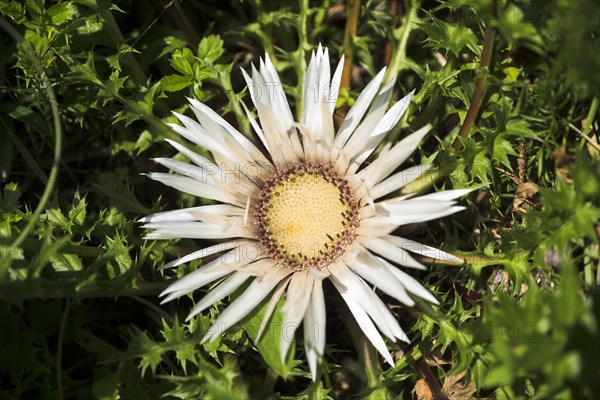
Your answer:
[161,319,197,373]
[419,13,480,57]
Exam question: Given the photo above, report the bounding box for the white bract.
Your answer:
[142,45,467,380]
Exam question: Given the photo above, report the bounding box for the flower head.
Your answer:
[142,45,467,380]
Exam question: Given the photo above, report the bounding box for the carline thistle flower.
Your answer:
[142,45,468,380]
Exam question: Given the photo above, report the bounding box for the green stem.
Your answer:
[218,70,250,137]
[0,18,63,255]
[56,299,72,400]
[258,368,278,399]
[385,0,420,82]
[295,0,309,120]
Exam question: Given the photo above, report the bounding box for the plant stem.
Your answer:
[56,299,72,400]
[218,70,250,137]
[0,17,63,256]
[258,368,278,399]
[385,0,420,83]
[334,0,361,126]
[452,22,496,150]
[340,0,361,92]
[295,0,309,120]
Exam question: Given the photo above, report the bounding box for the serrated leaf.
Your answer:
[197,35,224,63]
[505,119,541,141]
[106,45,139,72]
[47,1,78,25]
[46,208,72,233]
[106,234,131,276]
[420,14,480,57]
[136,330,162,376]
[162,319,197,373]
[0,1,26,24]
[24,0,43,17]
[170,48,195,75]
[50,252,83,271]
[69,194,87,225]
[161,74,193,92]
[493,137,518,169]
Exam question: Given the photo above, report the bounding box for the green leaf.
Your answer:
[50,252,83,272]
[419,14,480,57]
[133,329,163,376]
[0,1,26,24]
[493,137,518,170]
[47,1,78,25]
[161,74,193,92]
[170,48,195,75]
[46,207,72,233]
[505,119,541,141]
[162,319,197,373]
[105,234,131,276]
[197,35,224,63]
[106,45,139,72]
[69,193,87,225]
[24,0,43,17]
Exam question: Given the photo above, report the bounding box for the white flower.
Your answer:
[142,45,467,380]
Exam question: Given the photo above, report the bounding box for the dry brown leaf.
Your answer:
[414,379,434,400]
[442,371,477,400]
[513,181,539,212]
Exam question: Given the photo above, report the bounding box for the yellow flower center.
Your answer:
[255,162,359,270]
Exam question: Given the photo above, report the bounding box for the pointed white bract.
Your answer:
[143,46,468,381]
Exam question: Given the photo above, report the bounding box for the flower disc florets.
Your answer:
[254,161,359,270]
